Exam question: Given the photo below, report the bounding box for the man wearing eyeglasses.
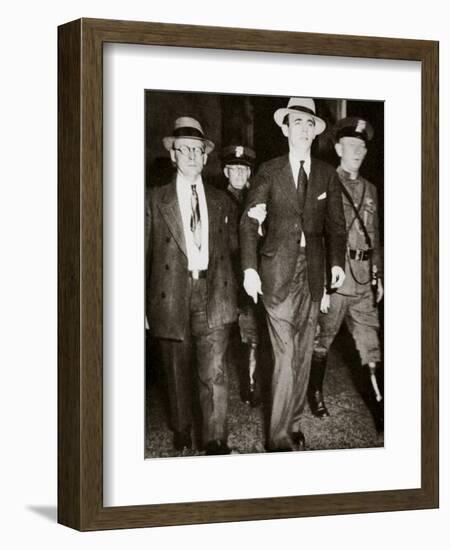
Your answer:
[146,117,237,455]
[240,98,346,452]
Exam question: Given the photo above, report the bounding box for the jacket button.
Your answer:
[220,255,224,260]
[165,264,169,270]
[166,237,170,243]
[297,239,301,244]
[161,292,166,298]
[224,281,228,287]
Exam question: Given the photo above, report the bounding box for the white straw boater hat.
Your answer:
[163,116,215,154]
[274,97,326,136]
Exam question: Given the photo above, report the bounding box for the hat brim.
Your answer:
[274,108,326,135]
[163,136,215,154]
[223,158,254,168]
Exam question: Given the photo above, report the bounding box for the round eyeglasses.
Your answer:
[173,145,205,158]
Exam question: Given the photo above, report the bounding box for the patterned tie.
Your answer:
[297,160,308,211]
[190,184,202,250]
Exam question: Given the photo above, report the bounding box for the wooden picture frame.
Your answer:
[58,17,439,531]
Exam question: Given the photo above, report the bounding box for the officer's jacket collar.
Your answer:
[337,165,361,184]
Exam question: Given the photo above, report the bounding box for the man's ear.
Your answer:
[169,148,176,163]
[223,166,229,179]
[203,153,208,166]
[281,124,289,138]
[334,142,343,158]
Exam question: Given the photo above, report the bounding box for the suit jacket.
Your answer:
[146,178,237,340]
[224,185,250,308]
[240,154,346,304]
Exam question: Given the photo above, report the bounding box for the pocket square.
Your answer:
[317,192,327,200]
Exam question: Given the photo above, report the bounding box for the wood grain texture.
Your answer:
[57,19,82,530]
[57,17,439,531]
[420,40,439,507]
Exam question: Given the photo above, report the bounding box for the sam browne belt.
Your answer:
[348,248,372,261]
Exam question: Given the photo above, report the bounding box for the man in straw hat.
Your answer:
[309,116,384,432]
[146,116,237,455]
[240,98,346,452]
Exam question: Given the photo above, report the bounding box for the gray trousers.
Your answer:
[264,250,319,450]
[159,278,230,445]
[316,290,380,365]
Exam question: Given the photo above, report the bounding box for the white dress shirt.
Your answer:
[176,175,209,270]
[288,151,311,246]
[289,151,311,186]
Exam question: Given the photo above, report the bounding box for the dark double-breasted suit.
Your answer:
[146,180,237,339]
[146,178,237,446]
[240,154,346,449]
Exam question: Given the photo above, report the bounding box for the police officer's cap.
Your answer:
[221,145,256,168]
[334,117,374,144]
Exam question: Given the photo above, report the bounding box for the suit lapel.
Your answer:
[158,180,187,257]
[204,184,221,258]
[305,157,319,212]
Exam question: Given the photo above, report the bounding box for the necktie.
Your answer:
[190,184,202,250]
[297,160,308,210]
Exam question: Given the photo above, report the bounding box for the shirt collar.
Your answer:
[227,184,245,202]
[176,173,203,190]
[289,151,311,175]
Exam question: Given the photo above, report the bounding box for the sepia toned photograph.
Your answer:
[144,90,384,459]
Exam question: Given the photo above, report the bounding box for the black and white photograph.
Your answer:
[3,0,443,542]
[144,90,385,458]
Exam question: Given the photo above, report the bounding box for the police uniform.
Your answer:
[222,145,261,406]
[316,165,382,364]
[309,116,383,432]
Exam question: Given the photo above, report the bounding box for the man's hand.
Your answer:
[376,278,384,303]
[247,203,267,236]
[320,289,331,314]
[243,268,263,304]
[330,266,345,289]
[248,203,267,224]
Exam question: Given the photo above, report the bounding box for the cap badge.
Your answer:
[355,120,367,134]
[235,146,244,158]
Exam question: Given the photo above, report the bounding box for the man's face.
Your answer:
[224,164,251,190]
[281,112,316,154]
[169,137,207,179]
[335,136,367,174]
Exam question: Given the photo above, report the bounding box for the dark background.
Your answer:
[145,90,384,220]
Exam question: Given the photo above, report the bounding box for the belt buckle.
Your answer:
[355,249,363,261]
[191,269,199,280]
